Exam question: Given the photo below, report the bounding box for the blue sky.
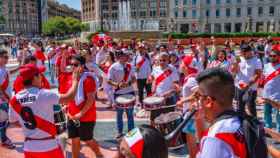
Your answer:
[57,0,81,10]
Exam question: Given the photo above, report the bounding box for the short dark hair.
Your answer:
[24,55,37,65]
[72,54,86,65]
[196,68,235,106]
[0,48,8,56]
[139,125,168,158]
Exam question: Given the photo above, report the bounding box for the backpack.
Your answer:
[216,110,268,158]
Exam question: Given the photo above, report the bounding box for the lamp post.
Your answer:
[99,0,104,32]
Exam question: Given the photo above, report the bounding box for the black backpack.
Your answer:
[216,110,268,158]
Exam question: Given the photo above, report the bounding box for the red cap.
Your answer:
[182,56,198,74]
[19,64,46,81]
[191,44,197,48]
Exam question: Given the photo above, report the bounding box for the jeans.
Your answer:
[114,92,135,134]
[264,103,280,132]
[136,79,152,104]
[49,64,55,84]
[235,87,257,117]
[11,48,17,58]
[0,103,9,142]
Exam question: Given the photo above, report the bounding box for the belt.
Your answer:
[25,136,55,142]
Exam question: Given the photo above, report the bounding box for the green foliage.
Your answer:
[42,16,85,36]
[163,32,280,39]
[0,16,5,24]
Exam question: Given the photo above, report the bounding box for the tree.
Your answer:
[0,16,5,24]
[43,16,87,36]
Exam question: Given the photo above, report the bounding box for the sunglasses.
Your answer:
[70,63,79,67]
[159,59,168,62]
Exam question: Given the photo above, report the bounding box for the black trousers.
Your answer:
[235,87,257,117]
[136,79,152,104]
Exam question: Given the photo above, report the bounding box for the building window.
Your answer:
[269,6,275,16]
[192,0,197,5]
[183,10,188,17]
[235,23,242,32]
[214,23,221,32]
[226,8,231,17]
[180,24,189,33]
[236,8,241,17]
[216,9,220,18]
[140,11,146,17]
[258,7,263,16]
[160,10,167,17]
[236,0,241,3]
[183,0,188,5]
[174,10,178,18]
[192,10,197,18]
[206,0,211,5]
[175,0,179,6]
[256,22,264,32]
[226,0,231,4]
[216,0,221,4]
[206,10,210,17]
[224,23,231,32]
[247,7,252,16]
[150,10,156,17]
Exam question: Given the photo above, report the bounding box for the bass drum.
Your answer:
[154,112,185,149]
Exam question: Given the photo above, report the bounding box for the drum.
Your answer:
[115,94,136,109]
[53,104,67,135]
[143,96,164,111]
[154,112,185,149]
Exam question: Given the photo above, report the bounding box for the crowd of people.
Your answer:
[0,35,280,158]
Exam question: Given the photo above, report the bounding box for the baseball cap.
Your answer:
[182,56,198,74]
[19,64,46,81]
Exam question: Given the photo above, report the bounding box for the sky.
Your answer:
[57,0,81,11]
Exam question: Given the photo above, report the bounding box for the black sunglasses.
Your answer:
[70,63,79,67]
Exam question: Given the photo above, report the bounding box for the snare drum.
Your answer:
[143,96,164,111]
[115,94,136,109]
[154,112,185,149]
[53,104,67,135]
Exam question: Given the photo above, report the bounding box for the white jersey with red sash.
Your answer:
[133,54,152,79]
[182,74,197,112]
[0,67,12,104]
[151,65,179,96]
[263,63,280,101]
[9,87,61,153]
[197,117,247,158]
[108,62,134,95]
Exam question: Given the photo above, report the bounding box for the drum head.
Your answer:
[116,95,135,104]
[143,96,164,105]
[0,109,8,122]
[154,112,181,124]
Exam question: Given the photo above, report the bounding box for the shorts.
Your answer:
[67,120,95,141]
[182,118,196,135]
[24,146,64,158]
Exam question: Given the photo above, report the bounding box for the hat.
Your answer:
[19,64,46,81]
[240,44,252,52]
[182,56,198,74]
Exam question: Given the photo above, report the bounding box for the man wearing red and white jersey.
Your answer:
[9,64,80,158]
[67,55,103,158]
[132,44,152,105]
[0,49,15,149]
[149,52,179,121]
[263,45,280,132]
[195,68,248,158]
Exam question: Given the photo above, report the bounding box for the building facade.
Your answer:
[0,0,40,35]
[81,0,171,32]
[172,0,280,33]
[44,0,81,23]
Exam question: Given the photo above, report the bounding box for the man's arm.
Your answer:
[70,92,95,120]
[58,67,80,104]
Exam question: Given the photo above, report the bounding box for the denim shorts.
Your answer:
[182,118,196,135]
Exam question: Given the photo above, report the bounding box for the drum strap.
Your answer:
[9,97,57,137]
[136,56,145,69]
[263,66,280,85]
[123,63,132,82]
[154,69,172,93]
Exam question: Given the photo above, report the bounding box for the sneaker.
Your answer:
[1,138,15,149]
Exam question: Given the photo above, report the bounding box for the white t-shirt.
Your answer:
[151,65,179,96]
[182,76,197,112]
[263,63,280,102]
[197,117,241,158]
[9,87,61,152]
[108,62,135,94]
[0,67,11,104]
[235,56,262,90]
[95,48,107,65]
[132,53,152,79]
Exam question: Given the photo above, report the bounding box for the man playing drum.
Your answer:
[9,64,80,158]
[108,50,136,139]
[148,52,180,124]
